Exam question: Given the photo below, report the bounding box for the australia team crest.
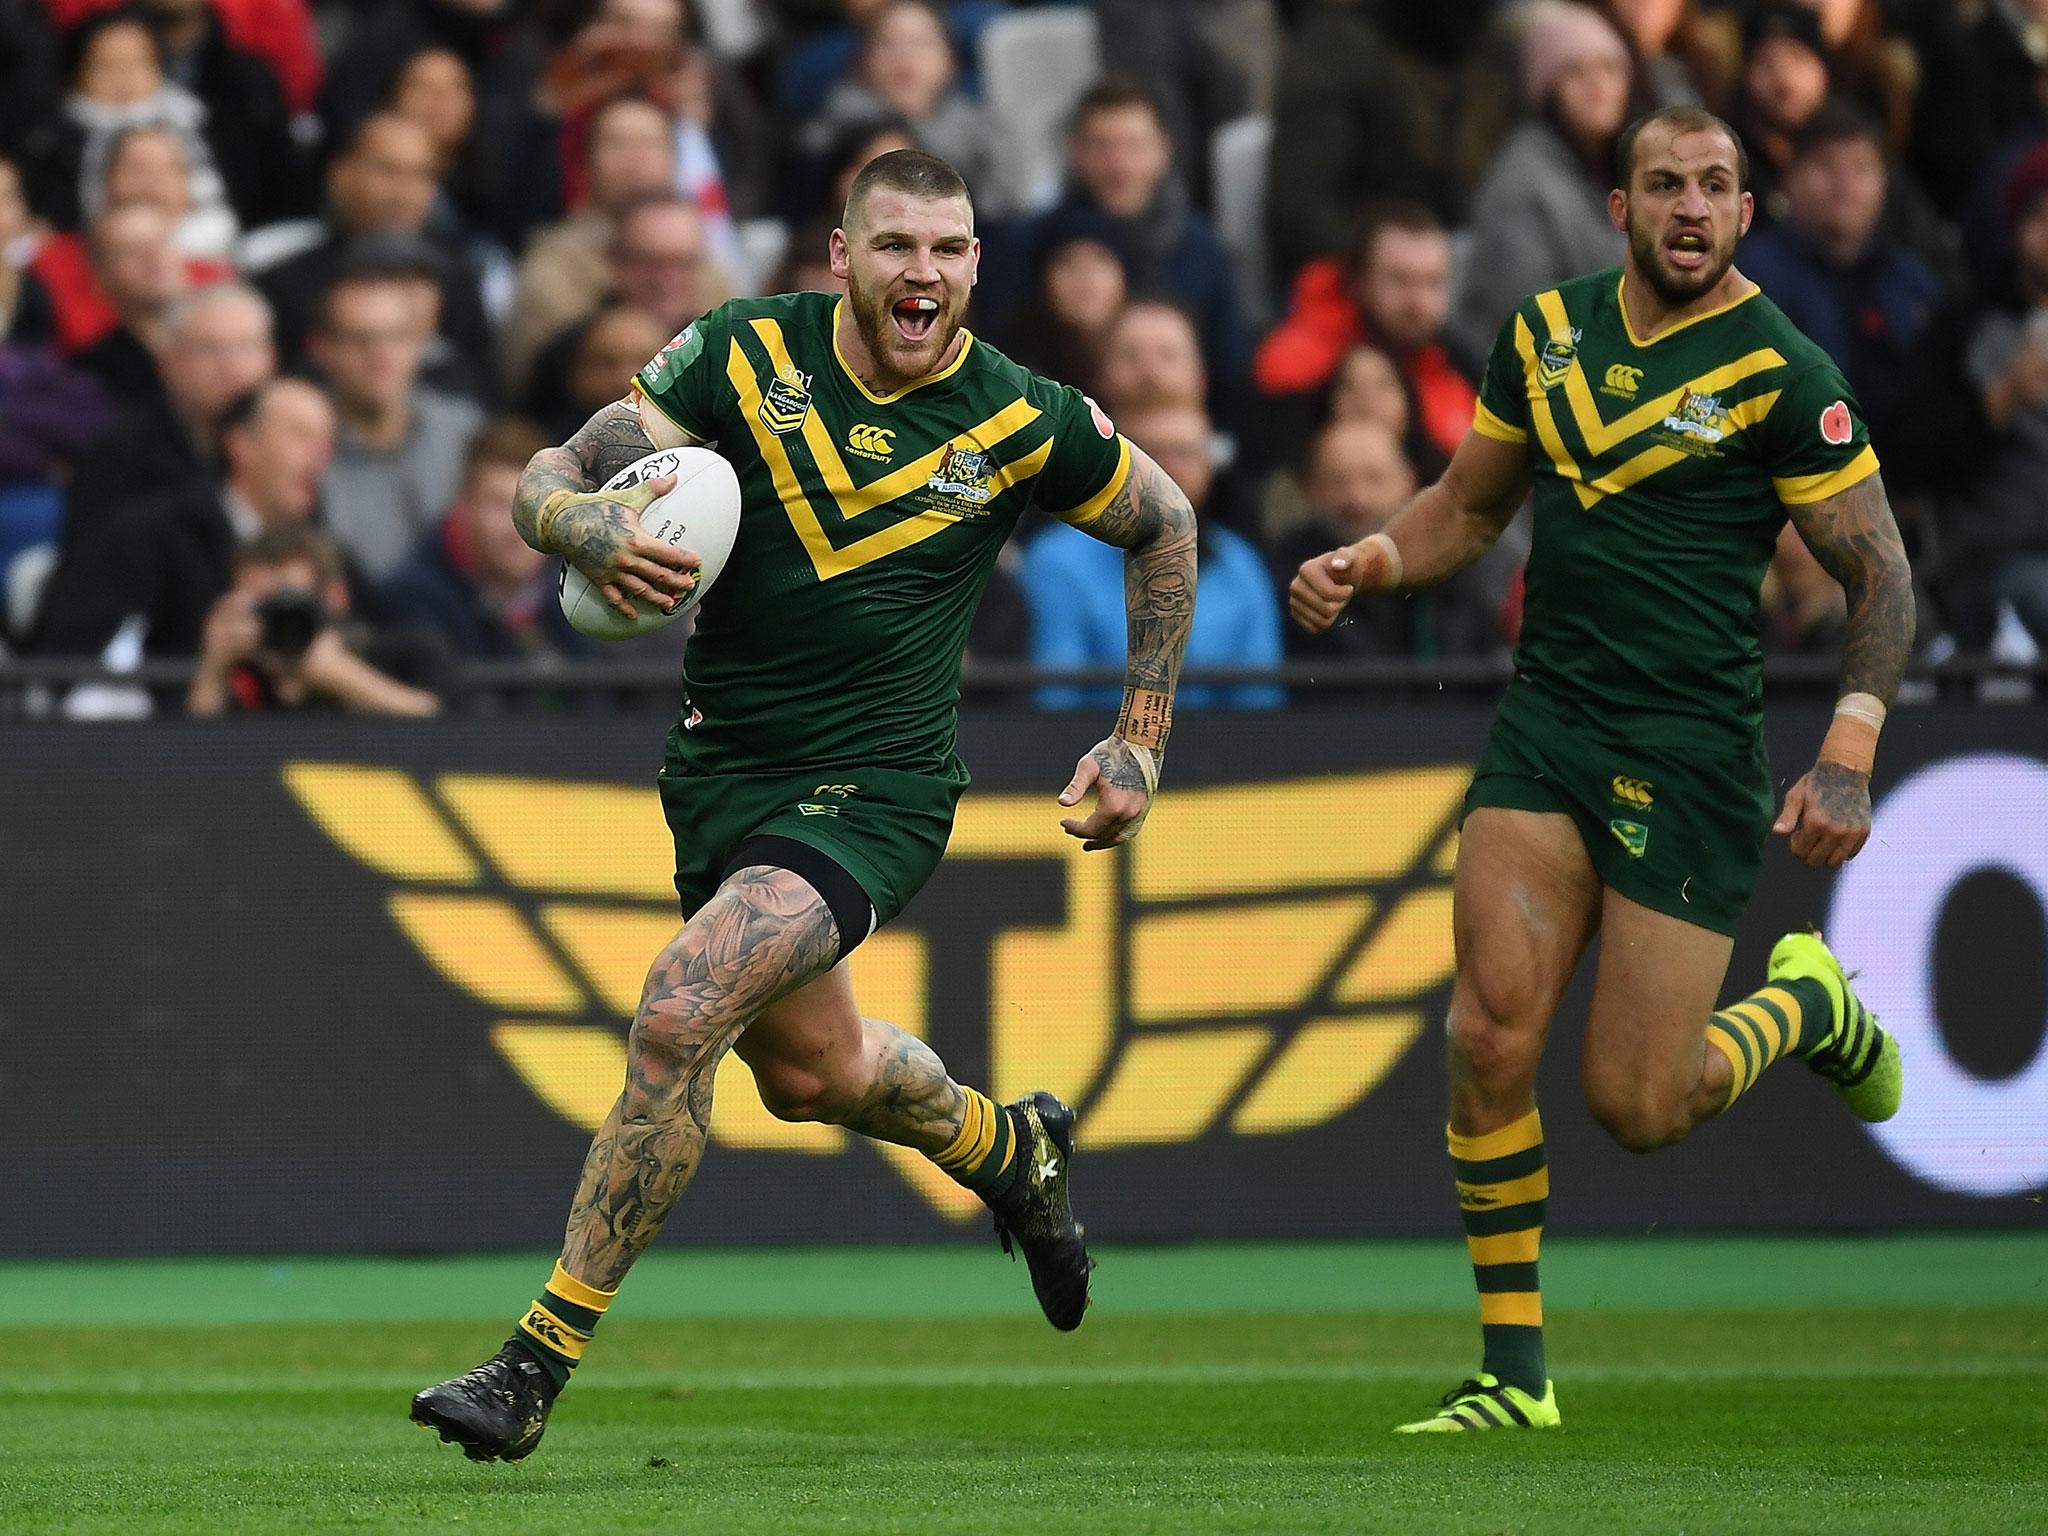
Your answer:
[758,363,813,435]
[928,444,994,504]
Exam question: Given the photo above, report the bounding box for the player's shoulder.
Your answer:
[1724,282,1839,373]
[710,289,837,335]
[965,332,1101,422]
[1520,266,1623,326]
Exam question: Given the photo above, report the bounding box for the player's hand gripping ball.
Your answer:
[558,447,741,640]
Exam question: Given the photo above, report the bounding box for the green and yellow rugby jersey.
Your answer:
[633,290,1130,775]
[1474,267,1878,751]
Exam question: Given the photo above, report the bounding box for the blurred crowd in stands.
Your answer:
[3,0,2046,716]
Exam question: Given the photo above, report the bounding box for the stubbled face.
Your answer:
[1354,227,1451,352]
[831,188,977,385]
[1614,123,1751,304]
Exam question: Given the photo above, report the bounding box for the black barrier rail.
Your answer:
[2,706,2043,1255]
[2,653,2045,713]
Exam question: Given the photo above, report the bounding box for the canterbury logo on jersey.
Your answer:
[1610,776,1654,811]
[845,423,895,460]
[1602,363,1643,397]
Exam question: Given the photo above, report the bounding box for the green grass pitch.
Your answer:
[4,1236,2045,1534]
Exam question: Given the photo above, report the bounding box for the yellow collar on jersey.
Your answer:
[831,297,977,404]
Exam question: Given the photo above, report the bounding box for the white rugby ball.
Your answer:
[557,446,741,640]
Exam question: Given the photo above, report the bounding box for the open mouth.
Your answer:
[892,295,940,343]
[1665,230,1710,271]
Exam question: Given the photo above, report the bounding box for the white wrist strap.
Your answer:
[1361,531,1403,589]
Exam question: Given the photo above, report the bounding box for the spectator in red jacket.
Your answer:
[1253,199,1479,472]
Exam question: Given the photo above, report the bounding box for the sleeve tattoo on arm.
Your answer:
[512,398,659,555]
[1785,470,1915,709]
[1085,451,1198,734]
[1785,470,1915,825]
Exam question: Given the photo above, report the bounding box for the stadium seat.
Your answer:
[978,6,1102,213]
[1210,114,1273,328]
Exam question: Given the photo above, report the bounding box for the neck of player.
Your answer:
[1619,262,1756,343]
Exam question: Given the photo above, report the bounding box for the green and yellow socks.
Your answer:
[1705,977,1834,1109]
[514,1262,616,1392]
[931,1087,1024,1200]
[1450,1109,1548,1397]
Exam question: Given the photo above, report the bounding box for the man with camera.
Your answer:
[187,525,441,717]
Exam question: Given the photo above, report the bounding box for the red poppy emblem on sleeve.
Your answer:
[1819,400,1853,445]
[1086,395,1114,439]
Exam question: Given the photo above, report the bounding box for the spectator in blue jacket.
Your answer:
[1024,400,1282,711]
[1739,100,1944,424]
[1027,78,1249,421]
[376,417,596,662]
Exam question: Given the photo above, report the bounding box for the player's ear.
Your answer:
[1737,189,1754,237]
[828,226,852,281]
[968,235,981,288]
[1607,186,1627,233]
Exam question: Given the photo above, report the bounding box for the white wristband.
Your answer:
[1834,691,1887,730]
[1360,531,1403,590]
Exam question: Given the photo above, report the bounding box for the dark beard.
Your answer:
[1627,221,1736,304]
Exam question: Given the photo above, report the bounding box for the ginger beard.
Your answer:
[837,194,976,386]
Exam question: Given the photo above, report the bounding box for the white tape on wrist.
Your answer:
[1123,741,1161,797]
[1833,691,1887,730]
[1360,531,1403,590]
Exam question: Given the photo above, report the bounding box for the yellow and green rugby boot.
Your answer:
[1394,1374,1561,1433]
[1769,931,1902,1122]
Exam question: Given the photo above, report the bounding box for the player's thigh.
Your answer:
[635,864,844,1052]
[1582,886,1733,1132]
[1451,807,1603,1049]
[734,963,869,1115]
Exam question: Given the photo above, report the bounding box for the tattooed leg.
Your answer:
[737,967,968,1153]
[558,867,842,1289]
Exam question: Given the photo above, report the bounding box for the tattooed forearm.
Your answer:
[1785,470,1915,709]
[836,1020,967,1154]
[1084,448,1198,717]
[559,867,840,1289]
[512,397,658,552]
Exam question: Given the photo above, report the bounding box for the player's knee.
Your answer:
[1586,1082,1691,1154]
[1447,987,1539,1085]
[748,1056,834,1122]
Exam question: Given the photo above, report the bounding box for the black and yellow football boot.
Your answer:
[409,1337,559,1462]
[986,1092,1095,1330]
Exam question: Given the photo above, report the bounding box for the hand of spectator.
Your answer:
[290,628,441,718]
[199,592,262,673]
[1288,539,1394,633]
